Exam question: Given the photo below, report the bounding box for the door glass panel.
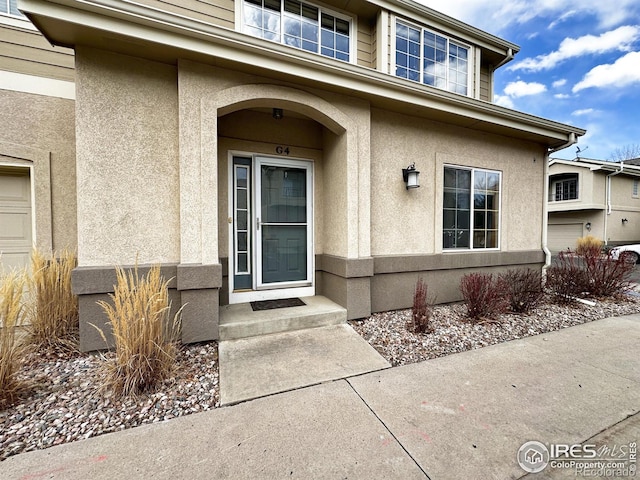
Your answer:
[261,166,306,223]
[261,225,307,283]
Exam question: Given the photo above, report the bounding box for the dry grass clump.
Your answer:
[0,270,30,409]
[575,235,604,257]
[97,265,181,397]
[27,249,79,352]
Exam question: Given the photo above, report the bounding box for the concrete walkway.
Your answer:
[3,315,640,479]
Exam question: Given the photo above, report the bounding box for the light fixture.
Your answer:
[585,222,591,231]
[272,108,283,120]
[402,162,420,190]
[622,218,628,225]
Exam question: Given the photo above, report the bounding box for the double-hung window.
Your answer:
[443,166,501,250]
[395,21,470,95]
[242,0,351,62]
[1,0,24,17]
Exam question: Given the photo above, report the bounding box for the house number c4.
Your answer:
[276,146,290,155]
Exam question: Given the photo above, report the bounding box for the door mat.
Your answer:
[250,298,306,311]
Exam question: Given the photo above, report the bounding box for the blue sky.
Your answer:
[417,0,640,161]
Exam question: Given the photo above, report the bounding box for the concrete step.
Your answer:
[219,295,346,340]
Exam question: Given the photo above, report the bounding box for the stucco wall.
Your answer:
[75,47,179,266]
[370,107,545,256]
[0,89,76,251]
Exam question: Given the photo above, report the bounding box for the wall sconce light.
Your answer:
[272,108,283,120]
[622,218,629,225]
[402,162,420,190]
[585,222,592,231]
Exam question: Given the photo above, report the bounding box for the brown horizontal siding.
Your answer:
[479,64,490,101]
[0,25,74,81]
[356,17,372,68]
[135,0,235,29]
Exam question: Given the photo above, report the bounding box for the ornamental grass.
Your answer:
[26,248,79,352]
[96,265,181,397]
[0,270,29,409]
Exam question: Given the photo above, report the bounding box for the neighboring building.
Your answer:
[0,3,76,274]
[548,157,640,252]
[13,0,584,351]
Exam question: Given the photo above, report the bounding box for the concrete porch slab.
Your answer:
[219,323,390,405]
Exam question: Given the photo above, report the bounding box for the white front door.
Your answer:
[229,154,314,303]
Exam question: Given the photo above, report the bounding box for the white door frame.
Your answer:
[228,152,315,304]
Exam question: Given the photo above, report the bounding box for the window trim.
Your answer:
[392,17,473,97]
[238,0,357,65]
[442,164,502,251]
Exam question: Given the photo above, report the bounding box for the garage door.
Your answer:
[548,223,582,252]
[0,168,32,275]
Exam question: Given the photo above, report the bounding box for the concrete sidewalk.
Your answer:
[3,315,640,479]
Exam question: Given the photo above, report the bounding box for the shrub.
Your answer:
[499,268,544,314]
[459,273,507,322]
[411,277,432,333]
[546,248,633,301]
[575,235,604,257]
[27,249,79,352]
[0,270,29,408]
[97,265,181,397]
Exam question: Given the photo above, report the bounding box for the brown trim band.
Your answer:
[373,250,545,274]
[72,263,222,295]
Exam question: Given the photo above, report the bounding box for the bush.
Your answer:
[411,277,432,333]
[575,235,604,257]
[499,268,544,314]
[546,248,633,301]
[459,273,507,322]
[97,265,181,397]
[0,270,29,408]
[27,249,79,352]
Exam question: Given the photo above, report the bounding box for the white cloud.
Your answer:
[414,0,640,33]
[573,51,640,91]
[494,94,515,108]
[548,10,578,30]
[572,108,595,116]
[503,81,547,97]
[508,25,640,72]
[554,93,571,99]
[552,79,567,88]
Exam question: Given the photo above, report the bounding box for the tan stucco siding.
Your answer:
[134,0,235,29]
[357,17,373,68]
[548,164,605,210]
[75,47,179,266]
[0,89,76,251]
[370,107,546,256]
[0,24,74,82]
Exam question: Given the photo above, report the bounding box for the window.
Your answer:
[443,166,500,249]
[633,179,638,198]
[395,21,470,95]
[549,174,578,201]
[1,0,24,17]
[242,0,351,62]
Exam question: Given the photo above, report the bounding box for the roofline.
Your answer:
[21,0,582,147]
[549,158,640,176]
[367,0,520,56]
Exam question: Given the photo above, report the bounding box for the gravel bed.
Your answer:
[350,294,640,367]
[3,294,640,462]
[1,342,219,461]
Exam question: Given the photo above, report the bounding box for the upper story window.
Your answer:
[443,166,501,250]
[633,179,638,198]
[242,0,351,62]
[395,20,470,95]
[549,173,578,201]
[1,0,24,18]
